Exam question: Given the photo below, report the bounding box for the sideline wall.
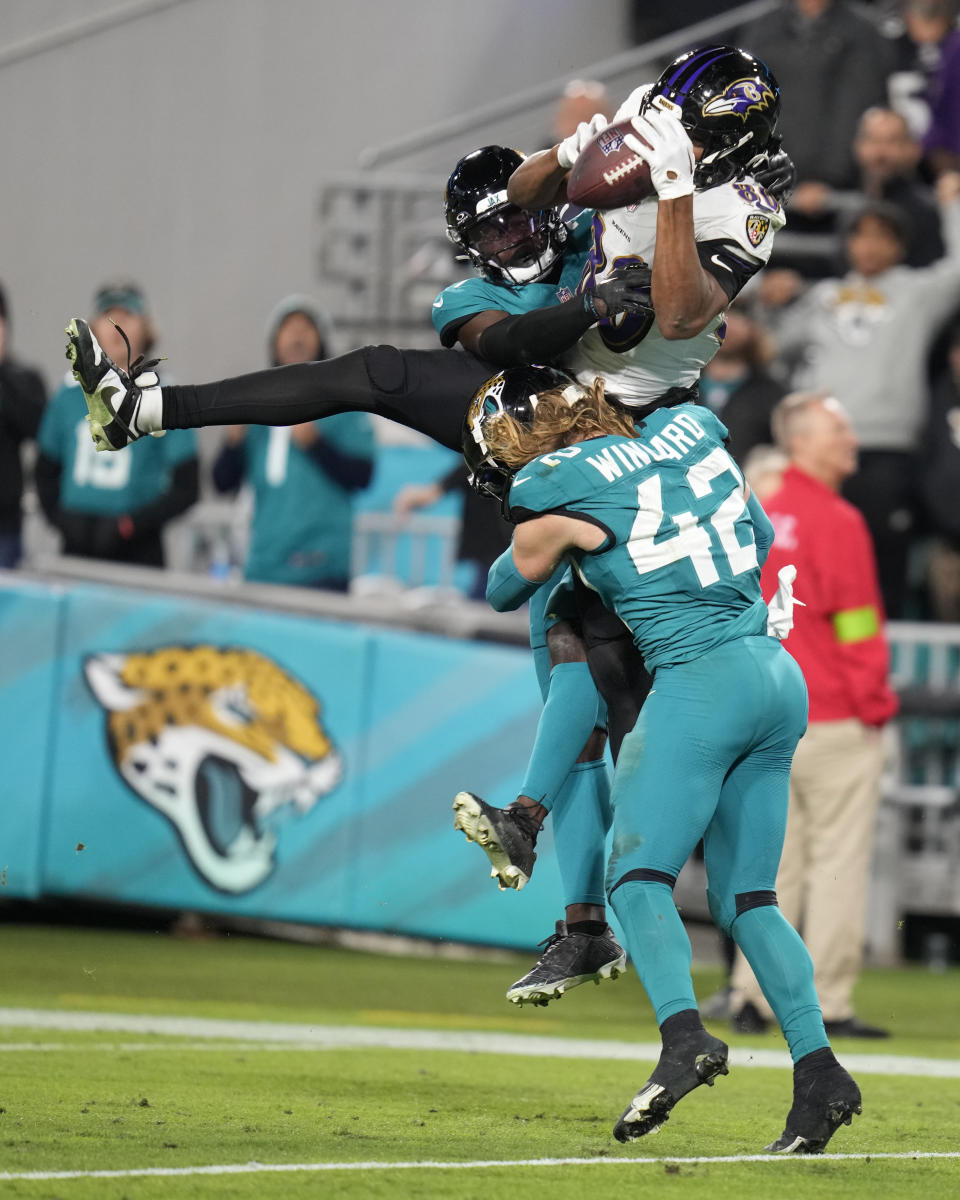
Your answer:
[0,577,568,950]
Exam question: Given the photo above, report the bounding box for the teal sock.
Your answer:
[520,662,599,810]
[610,880,697,1023]
[552,759,611,908]
[732,905,828,1062]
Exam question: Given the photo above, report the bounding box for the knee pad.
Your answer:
[362,344,408,394]
[716,889,778,936]
[607,866,677,902]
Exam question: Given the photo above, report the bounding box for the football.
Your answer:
[566,119,656,209]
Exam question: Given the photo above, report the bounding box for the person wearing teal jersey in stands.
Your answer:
[212,297,375,590]
[37,282,197,566]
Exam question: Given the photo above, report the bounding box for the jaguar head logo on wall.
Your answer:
[84,645,342,893]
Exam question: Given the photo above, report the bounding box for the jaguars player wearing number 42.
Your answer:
[477,375,862,1155]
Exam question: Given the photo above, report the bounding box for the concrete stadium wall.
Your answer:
[0,0,629,393]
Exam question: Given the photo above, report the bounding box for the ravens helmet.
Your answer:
[641,45,781,189]
[462,364,580,503]
[445,146,567,286]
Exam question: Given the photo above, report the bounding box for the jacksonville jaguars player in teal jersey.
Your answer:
[469,368,861,1154]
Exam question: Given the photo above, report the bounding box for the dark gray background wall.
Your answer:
[1,0,629,390]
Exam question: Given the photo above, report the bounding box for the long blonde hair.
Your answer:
[484,376,639,468]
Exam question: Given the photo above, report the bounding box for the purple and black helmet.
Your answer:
[642,45,781,189]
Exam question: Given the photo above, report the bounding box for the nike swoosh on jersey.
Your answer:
[512,476,532,486]
[433,297,444,308]
[710,254,733,272]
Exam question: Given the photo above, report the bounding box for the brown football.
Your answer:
[566,119,655,209]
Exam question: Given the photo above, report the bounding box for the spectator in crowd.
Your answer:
[739,0,895,193]
[393,468,512,601]
[763,176,960,617]
[918,320,960,620]
[0,282,47,568]
[888,1,960,147]
[212,296,375,590]
[894,0,960,173]
[35,283,198,567]
[785,106,946,268]
[699,305,785,462]
[549,78,612,145]
[730,391,899,1039]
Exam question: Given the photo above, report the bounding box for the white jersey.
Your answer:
[561,178,785,406]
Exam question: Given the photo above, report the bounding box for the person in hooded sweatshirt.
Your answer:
[212,296,375,590]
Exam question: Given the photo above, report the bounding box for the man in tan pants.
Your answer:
[730,392,899,1038]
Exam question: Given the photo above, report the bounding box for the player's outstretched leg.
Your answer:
[765,1048,861,1154]
[613,1014,729,1143]
[452,791,539,890]
[65,318,163,451]
[505,919,626,1006]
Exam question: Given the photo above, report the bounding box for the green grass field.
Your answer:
[0,923,958,1198]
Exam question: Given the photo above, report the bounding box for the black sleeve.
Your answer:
[0,361,47,440]
[697,238,765,302]
[128,457,200,533]
[439,463,468,495]
[305,438,374,492]
[212,443,245,493]
[34,451,63,526]
[476,298,595,367]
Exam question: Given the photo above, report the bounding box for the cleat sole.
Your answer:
[506,953,627,1006]
[452,792,531,890]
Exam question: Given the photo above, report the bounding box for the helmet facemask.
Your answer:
[450,202,566,285]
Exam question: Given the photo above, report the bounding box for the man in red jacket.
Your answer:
[730,391,899,1038]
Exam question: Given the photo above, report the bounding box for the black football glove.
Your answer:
[750,137,797,205]
[583,263,654,320]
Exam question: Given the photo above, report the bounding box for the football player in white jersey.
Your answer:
[509,45,786,407]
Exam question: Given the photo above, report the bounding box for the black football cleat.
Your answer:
[452,791,538,890]
[613,1028,729,1142]
[506,921,627,1006]
[65,317,163,451]
[765,1061,862,1154]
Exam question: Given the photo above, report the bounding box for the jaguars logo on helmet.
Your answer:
[462,365,580,504]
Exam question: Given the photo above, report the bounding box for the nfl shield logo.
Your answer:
[746,214,770,247]
[598,128,625,156]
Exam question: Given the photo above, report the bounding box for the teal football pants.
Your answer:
[607,636,828,1060]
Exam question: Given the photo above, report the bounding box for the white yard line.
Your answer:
[0,1007,958,1078]
[2,1152,959,1182]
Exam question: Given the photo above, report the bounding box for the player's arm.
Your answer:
[456,272,654,367]
[507,115,607,211]
[623,106,731,338]
[652,198,729,338]
[487,513,605,611]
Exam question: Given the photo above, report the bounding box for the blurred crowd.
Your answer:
[1,0,959,622]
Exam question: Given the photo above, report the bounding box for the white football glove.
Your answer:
[766,564,805,641]
[625,105,696,200]
[612,82,654,122]
[556,112,609,171]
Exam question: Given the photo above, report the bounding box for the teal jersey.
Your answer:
[38,377,196,515]
[507,403,768,669]
[431,209,595,347]
[242,414,375,586]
